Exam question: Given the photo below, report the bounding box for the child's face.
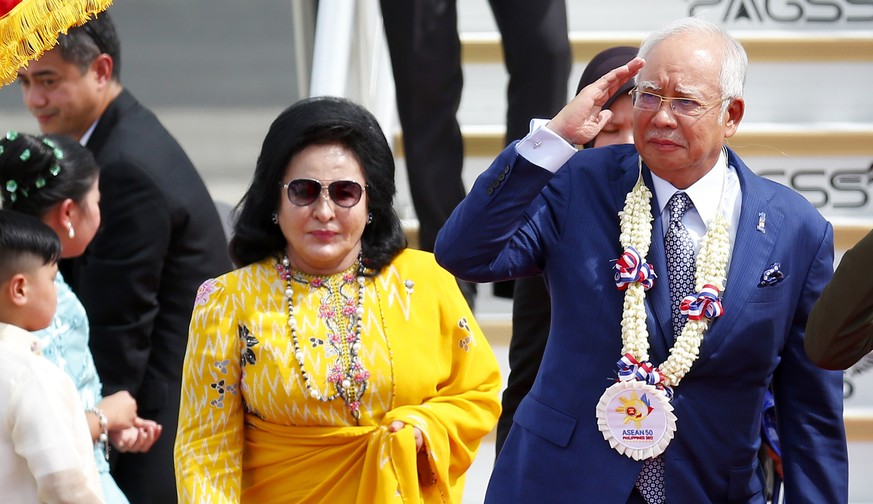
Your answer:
[21,262,58,331]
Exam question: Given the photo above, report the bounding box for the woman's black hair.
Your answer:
[229,96,406,274]
[0,132,100,218]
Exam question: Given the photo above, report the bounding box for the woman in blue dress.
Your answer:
[0,131,163,502]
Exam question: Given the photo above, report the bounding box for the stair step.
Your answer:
[461,32,873,64]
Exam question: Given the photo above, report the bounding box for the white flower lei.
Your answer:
[618,156,731,387]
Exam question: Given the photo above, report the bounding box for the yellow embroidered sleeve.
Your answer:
[174,276,244,503]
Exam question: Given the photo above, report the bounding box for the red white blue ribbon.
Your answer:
[616,353,673,399]
[614,246,656,291]
[679,284,724,321]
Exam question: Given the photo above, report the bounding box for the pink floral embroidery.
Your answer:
[195,279,218,306]
[319,303,335,319]
[342,298,357,316]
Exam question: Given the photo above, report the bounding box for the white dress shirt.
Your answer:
[0,322,104,503]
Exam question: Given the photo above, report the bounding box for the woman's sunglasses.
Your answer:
[282,178,365,208]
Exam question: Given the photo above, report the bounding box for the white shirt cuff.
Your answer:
[515,119,577,174]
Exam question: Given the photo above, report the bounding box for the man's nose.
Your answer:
[22,85,47,109]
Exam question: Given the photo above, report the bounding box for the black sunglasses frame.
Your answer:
[282,178,365,208]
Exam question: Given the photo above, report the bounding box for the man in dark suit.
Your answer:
[379,0,571,302]
[436,18,847,503]
[16,11,232,503]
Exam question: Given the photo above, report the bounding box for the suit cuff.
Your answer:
[515,119,577,173]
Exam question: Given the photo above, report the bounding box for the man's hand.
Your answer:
[548,57,645,146]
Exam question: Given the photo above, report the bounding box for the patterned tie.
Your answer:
[665,191,696,339]
[635,192,695,504]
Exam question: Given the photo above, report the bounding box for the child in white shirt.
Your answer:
[0,209,104,503]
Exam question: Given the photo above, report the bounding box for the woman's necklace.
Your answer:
[276,256,369,423]
[596,153,731,460]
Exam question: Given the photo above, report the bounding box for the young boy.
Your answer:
[0,210,104,503]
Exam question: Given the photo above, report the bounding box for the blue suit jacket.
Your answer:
[435,143,847,503]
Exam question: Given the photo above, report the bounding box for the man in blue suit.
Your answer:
[435,18,847,503]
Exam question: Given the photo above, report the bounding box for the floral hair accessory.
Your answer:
[0,132,63,201]
[5,179,19,202]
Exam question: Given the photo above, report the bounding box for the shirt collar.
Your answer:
[650,149,727,225]
[0,322,42,355]
[79,118,99,146]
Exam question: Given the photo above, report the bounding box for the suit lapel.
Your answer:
[691,151,780,368]
[85,89,133,154]
[642,167,673,361]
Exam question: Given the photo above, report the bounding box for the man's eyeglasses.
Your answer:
[282,179,365,208]
[629,87,729,117]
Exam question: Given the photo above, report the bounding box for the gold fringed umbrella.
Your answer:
[0,0,113,87]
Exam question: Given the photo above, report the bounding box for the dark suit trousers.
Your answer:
[380,0,571,253]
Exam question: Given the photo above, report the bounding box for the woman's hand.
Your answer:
[388,420,423,452]
[110,418,163,453]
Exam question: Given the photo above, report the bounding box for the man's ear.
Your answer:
[5,274,28,307]
[91,53,114,85]
[723,97,745,138]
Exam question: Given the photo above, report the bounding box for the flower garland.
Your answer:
[616,155,731,388]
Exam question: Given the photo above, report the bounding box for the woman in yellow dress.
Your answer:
[174,96,502,503]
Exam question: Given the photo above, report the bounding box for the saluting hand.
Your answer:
[548,57,645,146]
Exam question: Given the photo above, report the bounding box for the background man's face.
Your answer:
[17,49,103,141]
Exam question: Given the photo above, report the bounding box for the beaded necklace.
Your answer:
[276,255,369,423]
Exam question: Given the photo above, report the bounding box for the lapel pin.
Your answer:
[756,212,766,234]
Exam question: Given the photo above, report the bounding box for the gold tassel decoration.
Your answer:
[0,0,114,87]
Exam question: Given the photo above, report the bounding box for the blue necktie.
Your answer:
[665,192,696,340]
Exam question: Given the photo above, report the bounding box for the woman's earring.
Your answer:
[271,212,279,225]
[67,223,75,239]
[367,212,373,225]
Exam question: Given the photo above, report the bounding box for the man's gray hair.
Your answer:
[637,17,748,114]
